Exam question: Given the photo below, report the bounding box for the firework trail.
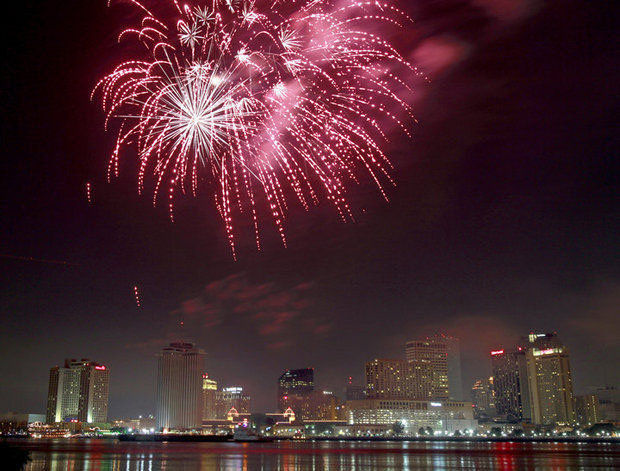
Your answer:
[85,182,93,204]
[94,0,416,256]
[133,285,142,308]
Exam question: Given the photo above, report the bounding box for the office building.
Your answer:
[45,358,109,424]
[575,395,600,426]
[588,386,619,422]
[490,349,531,422]
[277,368,314,412]
[471,377,495,419]
[215,387,251,419]
[405,336,449,400]
[347,398,476,434]
[524,333,575,426]
[202,374,218,420]
[365,359,416,399]
[445,336,464,400]
[156,342,205,430]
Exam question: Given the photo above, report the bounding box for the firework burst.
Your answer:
[94,0,417,257]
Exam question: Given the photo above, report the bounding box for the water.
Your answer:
[10,438,620,470]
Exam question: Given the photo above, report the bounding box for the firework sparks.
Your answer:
[94,0,416,257]
[85,182,93,204]
[133,285,142,308]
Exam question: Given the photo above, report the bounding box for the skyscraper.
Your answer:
[45,358,109,424]
[202,374,218,420]
[365,359,416,399]
[405,336,449,400]
[445,336,464,400]
[156,342,205,430]
[524,333,575,426]
[277,368,314,412]
[490,349,531,422]
[471,377,495,419]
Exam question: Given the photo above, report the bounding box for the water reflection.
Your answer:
[15,438,619,471]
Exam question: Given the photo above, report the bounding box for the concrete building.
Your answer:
[277,368,314,411]
[156,342,205,430]
[405,336,449,400]
[471,377,496,419]
[346,398,476,435]
[365,359,416,400]
[524,333,575,426]
[202,374,218,420]
[575,395,600,426]
[445,336,464,400]
[490,349,531,422]
[215,387,251,419]
[46,359,109,424]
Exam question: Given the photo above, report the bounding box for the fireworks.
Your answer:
[133,285,142,308]
[85,182,93,204]
[94,0,416,256]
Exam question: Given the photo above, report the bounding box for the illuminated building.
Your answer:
[405,336,449,400]
[202,374,218,420]
[588,386,620,422]
[45,358,109,424]
[78,362,110,423]
[156,342,205,430]
[365,359,416,399]
[575,395,600,426]
[471,377,496,419]
[524,333,575,425]
[277,368,314,411]
[490,349,531,422]
[347,399,476,434]
[215,387,251,418]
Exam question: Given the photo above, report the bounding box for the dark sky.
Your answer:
[1,0,617,417]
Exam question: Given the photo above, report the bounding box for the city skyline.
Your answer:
[1,0,617,420]
[31,331,616,423]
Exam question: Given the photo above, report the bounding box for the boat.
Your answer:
[233,427,274,442]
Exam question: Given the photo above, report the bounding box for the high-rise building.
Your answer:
[490,349,531,422]
[405,336,449,400]
[45,359,109,424]
[575,395,600,426]
[277,368,314,412]
[524,333,575,426]
[471,377,495,419]
[365,359,416,399]
[215,386,251,418]
[445,336,464,400]
[156,342,205,430]
[202,374,218,420]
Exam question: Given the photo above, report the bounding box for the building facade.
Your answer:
[524,333,575,426]
[278,368,314,409]
[215,387,251,419]
[490,349,531,422]
[347,398,476,434]
[365,359,416,399]
[202,374,218,420]
[471,377,496,419]
[156,342,205,430]
[575,395,600,426]
[405,337,449,400]
[45,359,109,424]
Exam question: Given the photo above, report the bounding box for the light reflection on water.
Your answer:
[11,438,619,470]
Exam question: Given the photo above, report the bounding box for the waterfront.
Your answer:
[9,438,620,470]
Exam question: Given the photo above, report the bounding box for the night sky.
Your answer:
[1,0,617,416]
